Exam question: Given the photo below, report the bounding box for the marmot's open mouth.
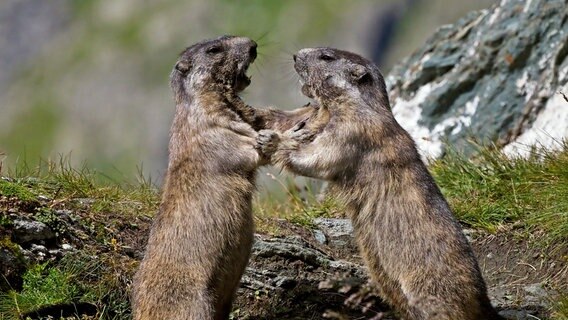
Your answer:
[234,57,254,92]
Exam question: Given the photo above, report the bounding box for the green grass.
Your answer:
[431,142,568,245]
[253,174,341,234]
[0,159,156,319]
[552,294,568,320]
[0,255,133,320]
[0,263,80,319]
[2,157,159,219]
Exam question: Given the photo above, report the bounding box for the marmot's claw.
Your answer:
[288,128,316,143]
[256,129,280,157]
[291,120,307,132]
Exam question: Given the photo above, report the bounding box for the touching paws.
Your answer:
[256,129,280,158]
[287,120,316,143]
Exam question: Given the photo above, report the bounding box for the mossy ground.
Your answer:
[0,144,567,319]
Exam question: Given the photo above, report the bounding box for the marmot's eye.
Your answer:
[319,54,336,61]
[206,46,222,54]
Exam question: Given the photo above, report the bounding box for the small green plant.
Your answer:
[0,263,80,319]
[0,237,22,255]
[34,208,69,238]
[0,215,12,227]
[288,197,339,228]
[0,179,35,201]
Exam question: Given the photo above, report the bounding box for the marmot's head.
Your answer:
[293,48,389,109]
[171,36,257,102]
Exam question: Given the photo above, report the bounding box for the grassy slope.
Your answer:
[0,143,567,319]
[431,143,568,246]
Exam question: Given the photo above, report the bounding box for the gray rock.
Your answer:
[30,244,47,260]
[313,218,354,247]
[313,229,327,244]
[523,283,547,297]
[48,249,62,256]
[30,243,47,253]
[238,235,370,317]
[522,283,549,306]
[246,235,365,286]
[272,276,297,289]
[461,228,476,242]
[251,235,359,271]
[499,309,540,320]
[12,219,55,243]
[387,0,568,159]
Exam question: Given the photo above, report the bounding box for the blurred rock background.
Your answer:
[0,0,497,182]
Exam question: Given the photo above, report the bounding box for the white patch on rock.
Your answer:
[515,71,538,102]
[488,5,502,25]
[516,71,528,91]
[392,83,480,161]
[467,46,477,58]
[538,42,558,70]
[523,0,534,13]
[463,96,479,126]
[504,85,568,157]
[432,96,479,136]
[420,53,432,64]
[466,11,489,58]
[391,81,447,160]
[558,65,568,84]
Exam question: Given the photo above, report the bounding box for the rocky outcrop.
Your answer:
[237,235,386,319]
[387,0,568,159]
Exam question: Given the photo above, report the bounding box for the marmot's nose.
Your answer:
[293,54,297,62]
[249,41,257,60]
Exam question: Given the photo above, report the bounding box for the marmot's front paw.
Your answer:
[286,120,317,143]
[256,129,280,157]
[286,126,315,144]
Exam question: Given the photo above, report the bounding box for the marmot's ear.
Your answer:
[349,65,371,83]
[175,60,191,75]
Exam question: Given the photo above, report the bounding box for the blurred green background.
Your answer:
[0,0,496,182]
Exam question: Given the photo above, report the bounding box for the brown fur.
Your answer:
[131,36,276,320]
[267,47,503,320]
[226,95,320,133]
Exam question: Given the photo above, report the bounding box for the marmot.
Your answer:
[268,47,503,320]
[131,36,277,320]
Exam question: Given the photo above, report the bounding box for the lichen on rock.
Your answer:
[387,0,568,159]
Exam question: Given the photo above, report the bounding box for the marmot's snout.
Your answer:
[227,36,257,62]
[248,42,257,60]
